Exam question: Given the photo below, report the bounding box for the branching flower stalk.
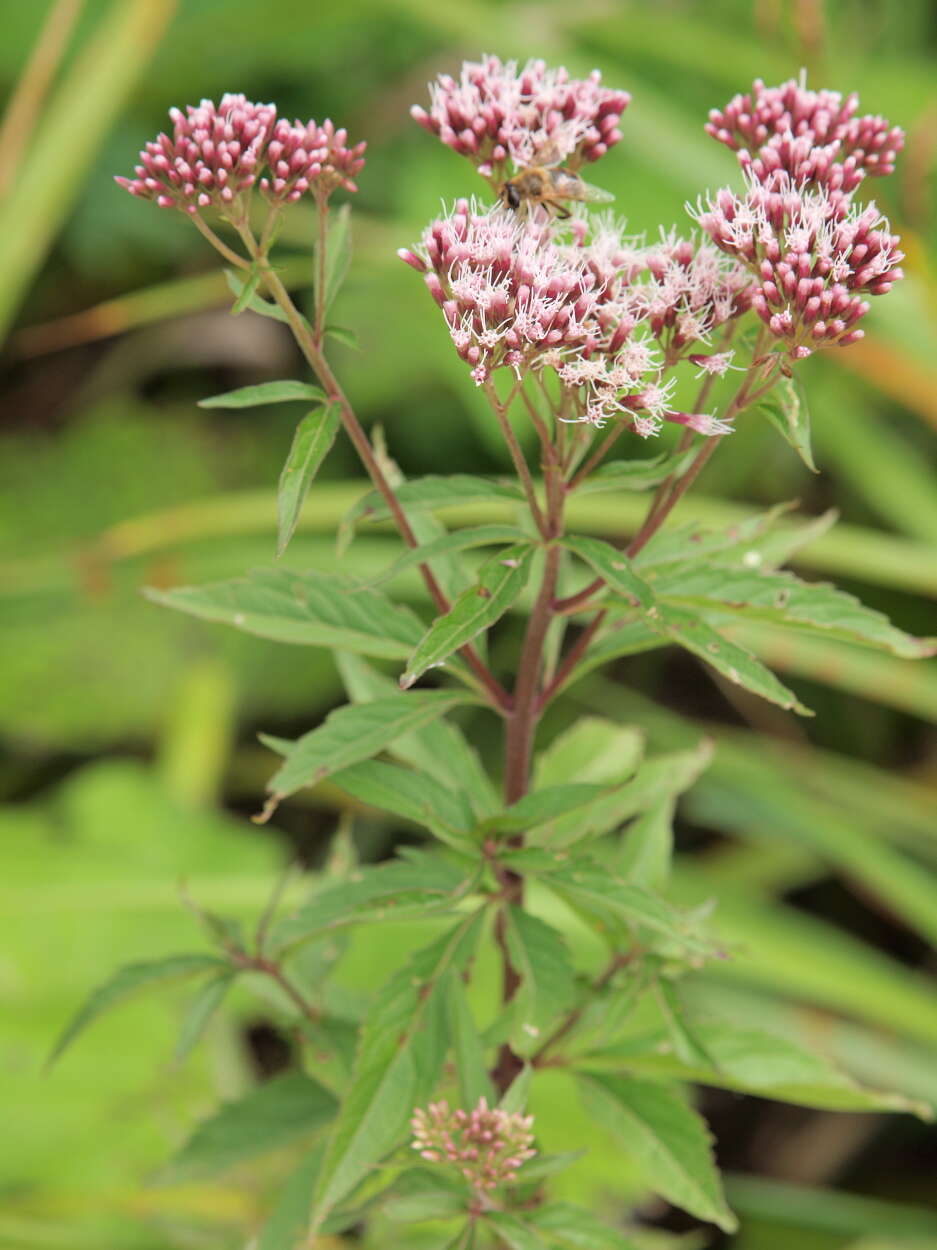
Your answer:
[96,63,934,1245]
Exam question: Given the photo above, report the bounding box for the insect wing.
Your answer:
[576,178,616,204]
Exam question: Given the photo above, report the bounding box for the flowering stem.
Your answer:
[484,378,549,538]
[567,422,626,490]
[236,228,510,714]
[192,215,252,270]
[313,192,328,344]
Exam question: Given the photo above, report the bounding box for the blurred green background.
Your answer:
[2,1,937,1248]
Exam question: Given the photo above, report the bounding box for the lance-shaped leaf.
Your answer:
[448,978,496,1107]
[258,1145,324,1250]
[356,523,527,589]
[578,1020,931,1118]
[635,502,799,571]
[161,1072,337,1182]
[758,373,817,472]
[579,1075,736,1232]
[535,717,644,788]
[485,1212,551,1249]
[340,474,524,551]
[483,784,617,836]
[654,566,934,659]
[401,545,535,689]
[561,534,656,610]
[651,603,813,715]
[198,380,326,409]
[270,852,471,950]
[147,568,425,659]
[618,797,676,890]
[309,911,485,1233]
[529,1202,643,1249]
[575,448,696,497]
[225,268,297,326]
[277,403,341,555]
[263,690,477,801]
[230,266,262,314]
[174,971,236,1063]
[382,1168,468,1222]
[330,758,474,841]
[48,953,228,1067]
[504,908,578,1057]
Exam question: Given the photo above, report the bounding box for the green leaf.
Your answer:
[174,971,235,1063]
[401,545,535,689]
[309,911,485,1232]
[575,449,696,497]
[758,373,817,472]
[224,267,297,326]
[484,784,617,836]
[356,524,527,589]
[146,568,425,659]
[270,852,471,950]
[382,1169,468,1222]
[336,655,499,818]
[635,502,799,572]
[500,1061,534,1114]
[580,1075,736,1231]
[257,1146,324,1250]
[504,908,577,1057]
[330,758,474,842]
[448,977,496,1108]
[618,797,675,889]
[584,1019,930,1117]
[161,1072,337,1182]
[198,380,327,409]
[655,566,934,659]
[48,953,227,1067]
[529,1202,642,1249]
[325,324,361,351]
[230,265,262,314]
[561,534,656,610]
[340,474,524,550]
[320,202,352,314]
[535,718,644,788]
[651,602,813,715]
[277,404,341,556]
[653,979,718,1068]
[263,690,478,801]
[486,1211,552,1250]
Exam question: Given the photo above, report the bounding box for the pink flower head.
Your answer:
[411,55,629,179]
[706,76,903,195]
[260,117,366,202]
[116,97,365,214]
[411,1098,536,1192]
[692,175,903,354]
[115,94,276,214]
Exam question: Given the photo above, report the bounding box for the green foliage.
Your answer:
[198,380,327,408]
[276,402,341,554]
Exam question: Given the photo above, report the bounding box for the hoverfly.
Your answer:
[498,140,615,219]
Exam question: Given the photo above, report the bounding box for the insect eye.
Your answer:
[506,184,520,210]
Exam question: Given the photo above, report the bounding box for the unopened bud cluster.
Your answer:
[411,1098,536,1191]
[116,94,365,214]
[694,76,904,356]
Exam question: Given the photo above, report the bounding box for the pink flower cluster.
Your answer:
[116,95,365,214]
[411,1098,536,1191]
[695,78,904,356]
[707,76,904,195]
[411,55,629,178]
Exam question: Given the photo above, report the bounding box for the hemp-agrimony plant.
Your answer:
[52,60,931,1247]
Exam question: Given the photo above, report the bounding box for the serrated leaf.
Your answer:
[336,655,499,818]
[146,568,425,659]
[355,524,527,589]
[759,373,817,472]
[330,758,474,843]
[486,1211,552,1249]
[580,1075,736,1231]
[635,503,799,572]
[448,977,496,1107]
[257,1145,324,1250]
[401,545,535,688]
[340,474,524,551]
[504,908,577,1057]
[264,690,478,800]
[198,380,326,409]
[309,911,485,1233]
[277,404,341,555]
[48,953,227,1067]
[655,566,934,659]
[225,267,296,325]
[321,202,351,314]
[174,971,235,1063]
[161,1072,337,1182]
[576,449,696,497]
[652,602,813,715]
[230,265,262,314]
[529,1202,642,1249]
[562,534,655,609]
[270,852,470,950]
